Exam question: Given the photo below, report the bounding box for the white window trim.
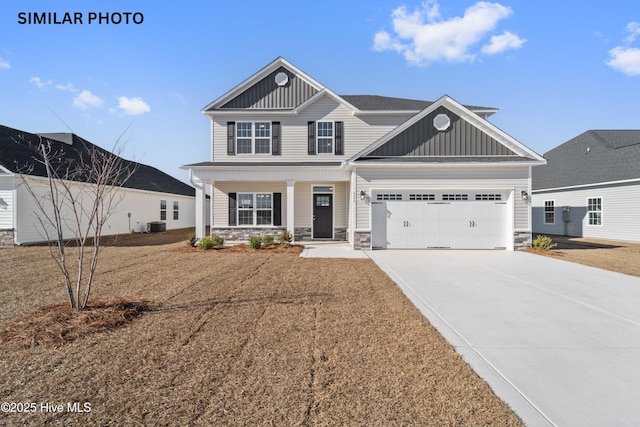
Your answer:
[237,192,274,227]
[544,200,555,225]
[316,121,335,155]
[311,184,335,239]
[160,199,167,221]
[236,122,271,155]
[173,201,179,221]
[586,196,603,227]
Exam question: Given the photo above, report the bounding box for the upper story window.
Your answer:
[237,122,271,154]
[308,121,343,155]
[317,122,334,154]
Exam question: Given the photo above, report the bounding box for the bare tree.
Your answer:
[16,135,137,311]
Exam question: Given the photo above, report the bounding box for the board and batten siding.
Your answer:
[354,166,530,232]
[15,177,197,244]
[532,182,640,242]
[211,181,348,229]
[211,95,410,163]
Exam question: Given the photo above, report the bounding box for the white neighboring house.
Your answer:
[532,130,640,243]
[0,125,202,246]
[182,57,546,250]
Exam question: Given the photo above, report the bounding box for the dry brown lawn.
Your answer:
[530,234,640,277]
[0,229,524,426]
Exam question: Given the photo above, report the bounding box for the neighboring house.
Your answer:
[532,130,640,242]
[183,57,545,250]
[0,124,200,246]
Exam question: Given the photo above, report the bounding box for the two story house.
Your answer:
[183,57,545,250]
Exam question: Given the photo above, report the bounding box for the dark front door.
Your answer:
[313,194,333,238]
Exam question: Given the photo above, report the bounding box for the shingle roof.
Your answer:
[532,130,640,190]
[340,95,495,113]
[0,124,195,197]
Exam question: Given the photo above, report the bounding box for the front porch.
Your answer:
[186,163,353,245]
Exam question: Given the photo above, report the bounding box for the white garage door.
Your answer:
[372,196,508,249]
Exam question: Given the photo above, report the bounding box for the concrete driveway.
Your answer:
[367,250,640,427]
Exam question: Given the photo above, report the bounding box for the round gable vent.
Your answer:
[434,113,451,131]
[275,72,289,87]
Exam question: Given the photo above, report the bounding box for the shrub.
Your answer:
[197,236,215,250]
[210,235,225,246]
[187,232,197,247]
[262,234,275,247]
[248,235,262,249]
[532,235,557,251]
[198,235,224,250]
[279,230,292,247]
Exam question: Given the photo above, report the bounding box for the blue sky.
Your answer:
[1,1,639,183]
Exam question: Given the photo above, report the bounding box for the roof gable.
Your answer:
[0,124,195,197]
[533,130,640,190]
[350,96,544,163]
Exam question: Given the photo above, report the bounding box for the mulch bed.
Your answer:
[0,299,153,350]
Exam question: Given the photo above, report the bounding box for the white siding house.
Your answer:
[0,125,202,246]
[532,130,640,242]
[183,57,546,250]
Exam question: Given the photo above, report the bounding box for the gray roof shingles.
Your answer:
[0,124,195,197]
[532,130,640,190]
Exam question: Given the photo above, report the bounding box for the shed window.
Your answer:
[544,201,554,224]
[587,198,602,226]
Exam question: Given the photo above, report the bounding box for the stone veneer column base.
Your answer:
[514,231,531,251]
[354,231,371,250]
[0,229,15,247]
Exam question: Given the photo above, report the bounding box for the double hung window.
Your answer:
[317,122,334,154]
[544,201,555,224]
[236,122,271,154]
[173,201,179,220]
[160,200,167,221]
[237,193,273,226]
[587,198,602,226]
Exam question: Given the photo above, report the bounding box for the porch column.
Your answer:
[194,181,206,239]
[286,180,295,243]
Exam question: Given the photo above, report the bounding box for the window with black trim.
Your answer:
[236,122,271,154]
[317,121,334,154]
[237,193,273,226]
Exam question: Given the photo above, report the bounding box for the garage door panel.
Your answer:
[371,196,508,250]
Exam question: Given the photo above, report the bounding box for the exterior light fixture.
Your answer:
[359,190,366,200]
[521,190,528,201]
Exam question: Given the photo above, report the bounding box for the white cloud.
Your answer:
[0,57,9,70]
[625,21,640,43]
[373,1,522,65]
[73,90,103,109]
[482,30,526,55]
[55,82,77,92]
[29,76,52,90]
[606,22,640,76]
[117,96,150,116]
[606,46,640,76]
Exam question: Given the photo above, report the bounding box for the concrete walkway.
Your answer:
[299,241,369,258]
[368,250,640,427]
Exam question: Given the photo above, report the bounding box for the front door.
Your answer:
[313,194,333,238]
